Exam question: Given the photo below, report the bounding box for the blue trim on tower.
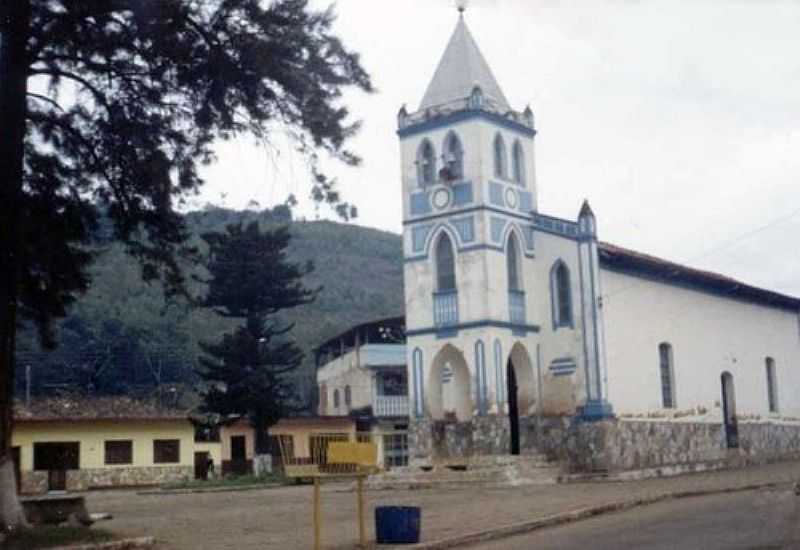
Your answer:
[407,319,540,338]
[397,109,537,139]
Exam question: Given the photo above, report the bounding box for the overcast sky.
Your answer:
[197,0,800,297]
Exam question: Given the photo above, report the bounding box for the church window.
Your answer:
[766,357,778,413]
[333,389,340,408]
[475,340,487,415]
[344,385,352,408]
[512,141,525,185]
[493,134,507,179]
[550,260,573,328]
[443,132,464,180]
[659,343,675,409]
[506,233,521,291]
[417,140,436,186]
[435,232,456,292]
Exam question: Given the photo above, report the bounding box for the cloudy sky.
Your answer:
[198,0,800,297]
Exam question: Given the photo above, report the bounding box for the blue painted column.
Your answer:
[577,201,614,420]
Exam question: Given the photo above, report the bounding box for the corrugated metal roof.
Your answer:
[15,396,189,422]
[419,16,510,112]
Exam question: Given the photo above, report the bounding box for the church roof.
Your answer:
[599,242,800,311]
[419,15,510,112]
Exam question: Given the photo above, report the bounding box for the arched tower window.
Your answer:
[765,357,778,413]
[344,385,352,408]
[333,388,340,408]
[659,343,676,409]
[442,132,464,180]
[506,233,521,291]
[550,260,573,328]
[435,232,456,291]
[417,140,435,186]
[493,134,507,179]
[512,141,525,186]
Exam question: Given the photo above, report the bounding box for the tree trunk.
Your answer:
[0,0,31,533]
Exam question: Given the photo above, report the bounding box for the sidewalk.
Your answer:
[85,460,800,550]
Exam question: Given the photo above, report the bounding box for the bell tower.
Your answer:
[399,11,544,463]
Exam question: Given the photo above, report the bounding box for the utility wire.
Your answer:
[602,205,800,302]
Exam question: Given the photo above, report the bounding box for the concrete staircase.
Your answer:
[368,454,561,490]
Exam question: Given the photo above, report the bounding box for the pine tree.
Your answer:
[0,0,370,528]
[199,222,316,453]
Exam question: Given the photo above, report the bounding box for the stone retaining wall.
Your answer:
[533,416,800,473]
[409,414,800,473]
[20,466,193,494]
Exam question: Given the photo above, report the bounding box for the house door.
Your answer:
[194,452,210,480]
[34,442,79,492]
[230,435,246,461]
[12,446,21,494]
[507,360,520,455]
[721,372,739,449]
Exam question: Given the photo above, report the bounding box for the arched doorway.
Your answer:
[720,372,738,449]
[506,343,536,455]
[428,344,472,422]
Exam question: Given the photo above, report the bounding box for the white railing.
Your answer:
[434,290,459,327]
[509,289,526,325]
[374,395,410,417]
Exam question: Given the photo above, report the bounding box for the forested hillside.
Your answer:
[14,207,404,410]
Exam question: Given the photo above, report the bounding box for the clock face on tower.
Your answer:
[432,187,452,211]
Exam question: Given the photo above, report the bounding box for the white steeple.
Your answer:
[419,15,510,112]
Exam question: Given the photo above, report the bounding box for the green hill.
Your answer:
[15,207,404,409]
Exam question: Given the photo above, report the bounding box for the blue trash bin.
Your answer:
[375,506,421,544]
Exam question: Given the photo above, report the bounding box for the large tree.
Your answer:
[0,0,370,529]
[199,222,315,454]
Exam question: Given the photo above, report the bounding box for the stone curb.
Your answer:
[53,536,155,550]
[138,482,283,496]
[385,482,781,550]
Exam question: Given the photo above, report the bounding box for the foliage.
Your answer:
[0,4,371,528]
[15,210,404,408]
[199,221,317,451]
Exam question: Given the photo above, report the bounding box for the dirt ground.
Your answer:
[84,461,800,550]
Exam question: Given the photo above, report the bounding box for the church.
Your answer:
[395,11,800,474]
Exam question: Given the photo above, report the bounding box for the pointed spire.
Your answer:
[419,16,510,112]
[579,199,594,219]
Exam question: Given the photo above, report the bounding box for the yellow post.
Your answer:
[313,477,321,550]
[357,476,366,548]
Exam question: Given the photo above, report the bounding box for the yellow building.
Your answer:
[12,397,195,494]
[268,417,357,464]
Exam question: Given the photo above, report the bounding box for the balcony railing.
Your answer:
[434,290,459,328]
[374,395,410,417]
[509,289,526,325]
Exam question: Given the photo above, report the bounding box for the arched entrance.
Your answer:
[720,371,739,449]
[428,344,472,422]
[506,343,536,455]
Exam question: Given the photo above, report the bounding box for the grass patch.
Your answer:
[160,472,288,490]
[3,525,116,549]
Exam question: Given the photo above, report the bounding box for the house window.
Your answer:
[507,233,521,291]
[766,357,778,413]
[383,433,409,468]
[417,140,436,186]
[319,383,328,413]
[344,385,352,408]
[442,132,464,180]
[104,440,133,465]
[512,141,525,185]
[435,232,456,291]
[493,134,507,179]
[659,343,676,409]
[550,261,573,328]
[153,439,180,464]
[333,389,340,408]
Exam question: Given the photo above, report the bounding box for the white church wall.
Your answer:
[602,268,800,423]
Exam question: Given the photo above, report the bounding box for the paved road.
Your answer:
[476,488,800,550]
